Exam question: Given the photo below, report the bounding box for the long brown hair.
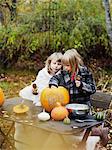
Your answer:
[62,49,84,74]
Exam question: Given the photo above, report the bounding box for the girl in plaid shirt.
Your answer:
[49,49,96,105]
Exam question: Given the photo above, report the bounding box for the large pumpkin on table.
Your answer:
[40,86,70,112]
[0,88,4,106]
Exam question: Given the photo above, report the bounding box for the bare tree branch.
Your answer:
[103,0,112,49]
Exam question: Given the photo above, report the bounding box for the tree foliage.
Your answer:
[0,0,111,70]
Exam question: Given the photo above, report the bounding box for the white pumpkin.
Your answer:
[37,109,50,121]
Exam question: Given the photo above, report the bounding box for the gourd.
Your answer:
[40,86,70,112]
[38,109,50,121]
[13,103,29,114]
[63,116,71,125]
[51,102,69,121]
[0,88,4,106]
[94,111,105,121]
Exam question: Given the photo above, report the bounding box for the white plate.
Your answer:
[65,103,89,111]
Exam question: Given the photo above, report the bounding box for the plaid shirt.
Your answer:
[49,66,96,104]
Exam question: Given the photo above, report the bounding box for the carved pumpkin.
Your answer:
[51,102,69,121]
[0,88,4,106]
[40,86,70,112]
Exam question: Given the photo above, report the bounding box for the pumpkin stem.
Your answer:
[65,115,68,118]
[56,102,61,107]
[20,103,24,109]
[20,100,25,109]
[43,109,45,112]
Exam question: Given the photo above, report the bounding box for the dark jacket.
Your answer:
[49,66,96,104]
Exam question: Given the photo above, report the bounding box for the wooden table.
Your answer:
[0,97,103,150]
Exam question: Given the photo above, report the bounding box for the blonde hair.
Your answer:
[62,49,83,73]
[45,52,63,73]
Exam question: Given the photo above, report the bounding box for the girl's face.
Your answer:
[50,59,62,74]
[63,63,72,73]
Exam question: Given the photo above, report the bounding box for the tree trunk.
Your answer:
[0,11,4,26]
[11,0,17,21]
[103,0,112,49]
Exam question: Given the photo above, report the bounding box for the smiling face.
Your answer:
[50,59,62,74]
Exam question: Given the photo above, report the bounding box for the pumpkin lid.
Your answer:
[13,104,29,113]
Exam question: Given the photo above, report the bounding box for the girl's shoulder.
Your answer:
[53,70,68,78]
[38,67,47,73]
[79,65,90,74]
[38,67,52,77]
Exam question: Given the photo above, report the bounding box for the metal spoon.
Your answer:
[75,119,96,123]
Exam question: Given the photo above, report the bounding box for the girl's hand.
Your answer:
[75,80,81,87]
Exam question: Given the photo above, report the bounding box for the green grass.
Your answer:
[0,69,36,99]
[0,81,10,89]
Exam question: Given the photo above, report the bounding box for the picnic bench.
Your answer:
[91,90,112,109]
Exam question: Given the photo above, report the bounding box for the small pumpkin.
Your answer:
[13,103,29,114]
[38,109,50,121]
[51,102,69,121]
[40,86,70,112]
[63,116,71,125]
[0,88,4,106]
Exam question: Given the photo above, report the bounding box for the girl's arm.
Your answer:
[32,70,43,85]
[49,73,62,88]
[32,68,51,91]
[80,66,96,94]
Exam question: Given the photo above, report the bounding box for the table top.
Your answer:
[1,97,102,135]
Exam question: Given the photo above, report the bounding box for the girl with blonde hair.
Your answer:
[19,52,62,106]
[49,49,96,105]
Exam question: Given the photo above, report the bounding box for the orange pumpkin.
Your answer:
[0,88,4,106]
[51,102,69,121]
[40,86,70,112]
